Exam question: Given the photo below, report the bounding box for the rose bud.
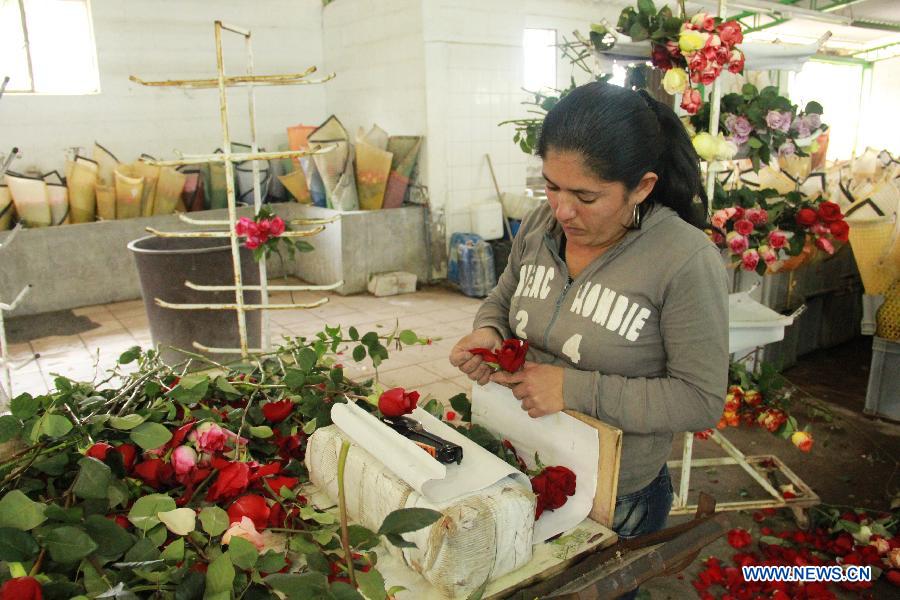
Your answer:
[262,399,294,423]
[171,445,199,480]
[378,387,420,418]
[790,431,813,452]
[0,577,42,600]
[496,339,528,373]
[85,442,113,460]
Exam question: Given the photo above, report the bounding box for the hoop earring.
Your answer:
[632,204,642,229]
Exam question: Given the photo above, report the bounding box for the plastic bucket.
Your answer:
[127,235,261,366]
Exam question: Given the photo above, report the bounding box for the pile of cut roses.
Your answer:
[0,325,446,599]
[695,505,900,598]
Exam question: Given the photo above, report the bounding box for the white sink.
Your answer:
[729,291,797,356]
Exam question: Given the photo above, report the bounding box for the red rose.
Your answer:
[273,432,306,462]
[378,387,420,418]
[817,201,843,223]
[115,443,138,471]
[530,465,576,518]
[689,52,708,74]
[268,216,286,237]
[169,420,197,450]
[257,475,299,497]
[733,219,755,236]
[717,20,743,46]
[227,494,271,529]
[468,347,498,362]
[206,461,251,502]
[107,514,131,529]
[886,569,900,587]
[261,399,294,423]
[133,458,174,489]
[727,528,753,549]
[795,207,818,227]
[829,219,849,242]
[86,442,112,460]
[496,339,528,373]
[650,44,672,70]
[0,577,42,600]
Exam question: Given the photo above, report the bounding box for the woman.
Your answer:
[450,82,729,549]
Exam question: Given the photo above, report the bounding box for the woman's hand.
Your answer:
[449,327,503,386]
[490,361,565,418]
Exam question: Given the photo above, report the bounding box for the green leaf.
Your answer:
[302,419,318,435]
[421,398,444,419]
[162,536,185,561]
[10,393,40,419]
[466,576,491,600]
[297,347,318,373]
[34,452,69,476]
[227,536,259,570]
[176,571,206,600]
[805,100,823,115]
[378,510,443,537]
[84,514,134,561]
[264,572,329,599]
[0,490,47,530]
[330,582,365,600]
[206,552,235,595]
[637,0,655,16]
[748,137,763,149]
[45,525,99,563]
[159,507,196,536]
[109,414,146,430]
[130,422,173,450]
[257,550,289,574]
[356,568,388,600]
[36,413,73,439]
[628,22,649,41]
[0,528,39,561]
[170,374,210,405]
[348,326,359,341]
[122,537,161,564]
[348,525,382,551]
[73,457,113,500]
[283,368,306,391]
[215,376,241,397]
[360,332,378,347]
[118,346,142,364]
[449,393,472,422]
[352,345,367,362]
[384,533,417,548]
[0,415,22,443]
[199,506,230,537]
[249,425,274,439]
[128,494,176,532]
[398,330,418,345]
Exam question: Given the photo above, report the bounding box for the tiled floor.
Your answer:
[6,284,482,404]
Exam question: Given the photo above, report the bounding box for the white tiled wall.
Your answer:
[2,0,326,173]
[322,0,427,138]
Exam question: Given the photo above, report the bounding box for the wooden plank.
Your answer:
[564,409,622,528]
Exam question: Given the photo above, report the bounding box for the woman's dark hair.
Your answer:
[536,81,707,228]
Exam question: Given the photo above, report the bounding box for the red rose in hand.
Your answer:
[262,399,294,423]
[227,494,271,530]
[206,461,251,502]
[795,207,818,227]
[496,339,528,373]
[829,219,850,242]
[817,201,843,223]
[727,528,753,549]
[378,387,420,417]
[468,347,498,362]
[0,577,42,600]
[86,442,112,460]
[530,465,576,519]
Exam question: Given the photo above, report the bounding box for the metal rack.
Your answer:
[131,20,343,358]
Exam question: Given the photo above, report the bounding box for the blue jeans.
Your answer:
[611,464,674,598]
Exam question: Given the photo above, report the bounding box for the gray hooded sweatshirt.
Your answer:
[473,201,729,496]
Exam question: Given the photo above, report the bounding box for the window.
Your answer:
[1,0,100,94]
[789,60,863,161]
[523,28,556,92]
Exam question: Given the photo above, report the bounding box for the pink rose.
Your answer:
[815,236,835,255]
[724,207,738,220]
[190,422,227,453]
[235,217,257,237]
[717,21,743,47]
[711,209,730,229]
[728,49,745,74]
[759,245,778,266]
[268,216,285,237]
[691,12,716,32]
[768,230,787,249]
[689,52,708,74]
[680,88,702,115]
[727,232,749,254]
[812,223,830,236]
[733,219,755,236]
[696,65,720,86]
[741,249,760,271]
[171,445,198,480]
[745,208,768,226]
[711,230,725,245]
[715,44,731,65]
[222,516,266,550]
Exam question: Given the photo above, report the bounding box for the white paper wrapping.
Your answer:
[306,424,535,598]
[471,382,600,543]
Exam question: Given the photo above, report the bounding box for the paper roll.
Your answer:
[114,165,144,220]
[153,167,186,215]
[67,157,98,223]
[6,172,51,227]
[96,184,116,221]
[355,142,393,210]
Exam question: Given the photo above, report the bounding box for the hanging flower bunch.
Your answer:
[787,197,849,257]
[696,362,816,453]
[616,1,744,115]
[690,84,828,170]
[234,206,313,261]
